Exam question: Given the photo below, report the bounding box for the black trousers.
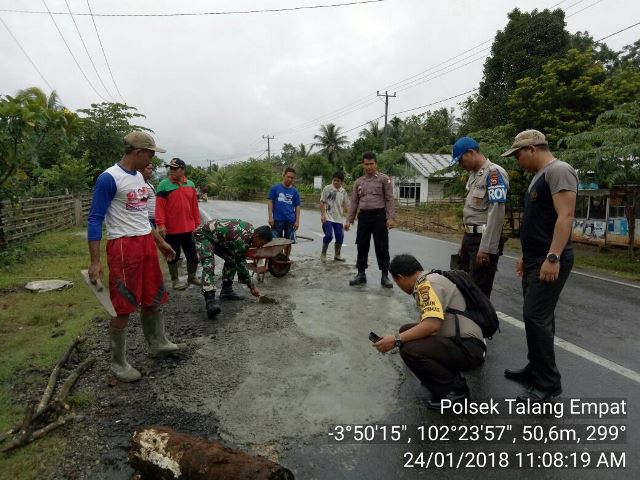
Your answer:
[355,209,389,272]
[459,233,505,298]
[398,323,485,398]
[165,232,198,265]
[521,258,573,391]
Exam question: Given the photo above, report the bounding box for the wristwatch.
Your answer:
[394,334,403,349]
[546,252,559,263]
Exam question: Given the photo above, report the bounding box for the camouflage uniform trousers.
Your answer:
[194,233,242,293]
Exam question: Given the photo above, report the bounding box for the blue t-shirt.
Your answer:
[268,183,300,223]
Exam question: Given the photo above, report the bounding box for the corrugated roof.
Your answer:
[404,153,455,178]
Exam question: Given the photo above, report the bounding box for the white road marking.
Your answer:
[497,311,640,384]
[311,230,349,246]
[500,254,640,290]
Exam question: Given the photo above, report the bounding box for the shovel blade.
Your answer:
[80,270,117,317]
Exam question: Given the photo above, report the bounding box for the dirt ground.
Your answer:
[51,255,414,479]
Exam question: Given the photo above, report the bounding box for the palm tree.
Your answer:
[312,123,349,167]
[359,120,382,140]
[298,143,313,157]
[15,87,63,111]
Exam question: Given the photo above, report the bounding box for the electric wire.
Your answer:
[63,0,114,100]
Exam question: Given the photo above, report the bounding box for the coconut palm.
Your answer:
[312,123,349,167]
[359,120,382,140]
[15,87,63,111]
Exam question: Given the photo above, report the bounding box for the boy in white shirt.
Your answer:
[320,171,350,262]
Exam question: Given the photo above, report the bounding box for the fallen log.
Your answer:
[129,427,294,480]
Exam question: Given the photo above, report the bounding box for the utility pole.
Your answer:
[262,134,274,161]
[208,159,212,174]
[377,90,396,151]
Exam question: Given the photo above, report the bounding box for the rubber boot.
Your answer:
[334,243,346,262]
[219,280,244,301]
[141,310,185,357]
[109,327,141,382]
[320,243,329,263]
[349,270,367,286]
[381,271,393,288]
[187,260,201,286]
[168,262,187,290]
[204,291,221,319]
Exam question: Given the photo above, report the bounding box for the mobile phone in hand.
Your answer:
[369,331,382,343]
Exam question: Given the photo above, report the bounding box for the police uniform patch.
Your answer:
[486,168,507,204]
[414,279,444,321]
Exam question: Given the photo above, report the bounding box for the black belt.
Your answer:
[359,208,386,216]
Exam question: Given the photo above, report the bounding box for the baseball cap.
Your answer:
[451,137,480,166]
[124,131,166,153]
[166,158,186,169]
[501,129,548,157]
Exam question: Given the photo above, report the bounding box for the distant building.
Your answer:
[392,153,455,204]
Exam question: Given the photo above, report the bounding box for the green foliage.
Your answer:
[313,123,349,167]
[75,102,150,178]
[37,153,92,195]
[508,49,610,144]
[295,153,333,184]
[228,158,279,194]
[561,100,640,252]
[376,145,406,177]
[464,8,570,130]
[0,89,76,195]
[185,165,210,189]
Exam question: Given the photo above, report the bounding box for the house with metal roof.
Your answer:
[392,152,456,204]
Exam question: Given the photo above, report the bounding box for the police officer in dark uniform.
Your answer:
[501,130,579,403]
[345,152,397,288]
[451,137,509,298]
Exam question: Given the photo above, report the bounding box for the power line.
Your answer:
[566,0,606,18]
[0,1,385,17]
[270,0,595,139]
[596,20,640,42]
[86,0,125,102]
[41,0,107,101]
[0,15,53,91]
[63,0,114,100]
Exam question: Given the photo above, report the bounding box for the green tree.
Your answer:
[313,123,349,167]
[507,49,609,144]
[463,8,570,130]
[561,101,640,254]
[186,165,210,189]
[0,90,74,195]
[295,153,333,184]
[75,103,150,177]
[38,153,92,195]
[229,158,278,194]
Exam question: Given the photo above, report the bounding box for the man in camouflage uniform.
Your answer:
[194,219,273,318]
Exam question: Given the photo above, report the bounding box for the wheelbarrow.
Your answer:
[246,238,293,282]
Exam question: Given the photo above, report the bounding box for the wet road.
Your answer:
[201,200,640,480]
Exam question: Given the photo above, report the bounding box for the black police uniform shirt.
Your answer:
[521,159,579,264]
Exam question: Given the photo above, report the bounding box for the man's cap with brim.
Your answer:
[166,158,186,169]
[451,136,480,166]
[501,129,548,157]
[124,131,166,153]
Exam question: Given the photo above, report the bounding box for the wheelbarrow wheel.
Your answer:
[268,253,291,278]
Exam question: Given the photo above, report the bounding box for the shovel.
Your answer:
[80,270,117,317]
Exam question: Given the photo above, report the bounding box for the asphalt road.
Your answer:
[201,199,639,480]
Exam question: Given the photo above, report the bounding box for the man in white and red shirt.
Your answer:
[87,131,183,383]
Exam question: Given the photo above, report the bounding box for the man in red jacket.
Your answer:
[155,158,202,289]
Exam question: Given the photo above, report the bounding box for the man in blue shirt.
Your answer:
[268,167,301,241]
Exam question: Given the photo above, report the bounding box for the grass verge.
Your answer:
[0,228,103,478]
